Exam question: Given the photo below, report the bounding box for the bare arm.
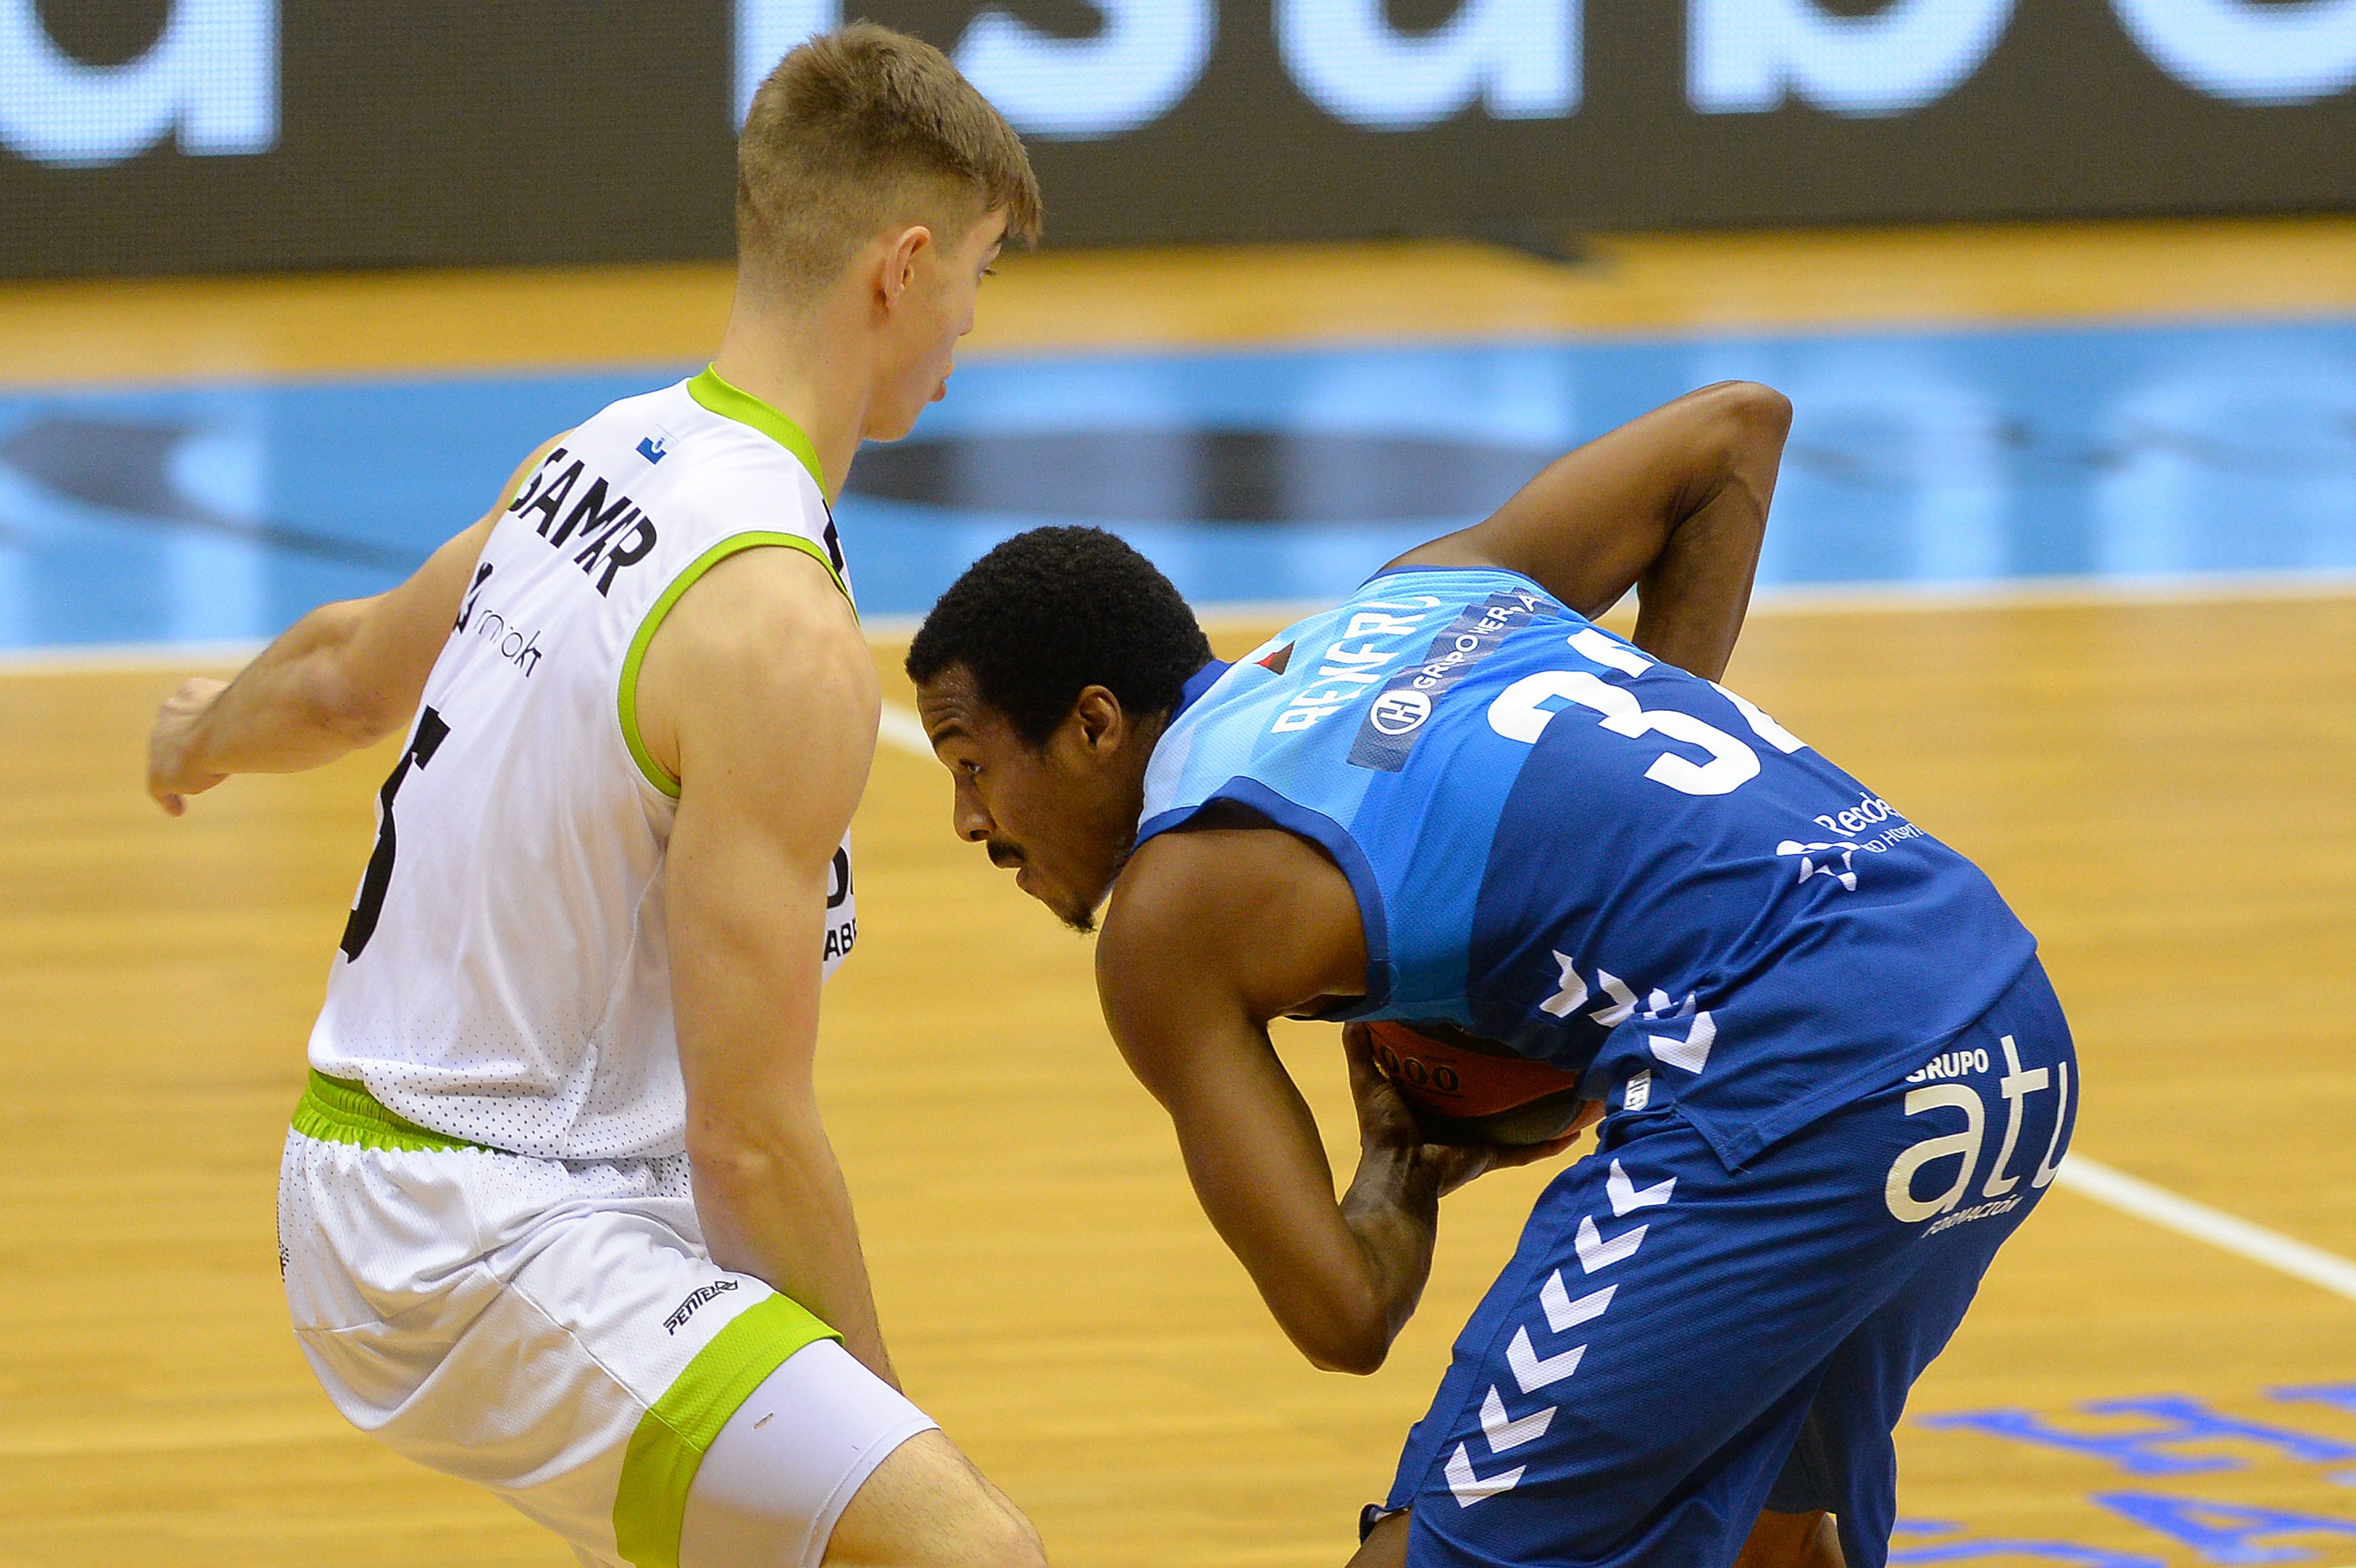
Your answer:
[1097,827,1570,1374]
[641,546,897,1383]
[146,434,566,813]
[1391,381,1792,681]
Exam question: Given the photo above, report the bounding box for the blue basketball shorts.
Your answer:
[1385,959,2078,1568]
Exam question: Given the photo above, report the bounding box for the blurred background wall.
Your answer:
[9,0,2356,277]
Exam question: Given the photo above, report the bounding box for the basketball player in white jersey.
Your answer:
[144,27,1046,1568]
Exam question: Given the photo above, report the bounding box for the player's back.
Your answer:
[1139,566,2036,1166]
[307,369,857,1162]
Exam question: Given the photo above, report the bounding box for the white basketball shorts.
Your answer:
[277,1070,937,1568]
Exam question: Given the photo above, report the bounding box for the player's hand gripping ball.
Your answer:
[1365,1019,1603,1147]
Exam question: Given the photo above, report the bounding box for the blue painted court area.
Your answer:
[2,317,2353,652]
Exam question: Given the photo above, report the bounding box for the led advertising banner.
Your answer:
[7,0,2356,277]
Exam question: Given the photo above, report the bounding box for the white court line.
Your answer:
[0,638,262,675]
[2056,1156,2356,1305]
[878,702,933,758]
[12,568,2356,679]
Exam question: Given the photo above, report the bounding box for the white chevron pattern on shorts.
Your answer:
[1507,1325,1586,1392]
[1480,1385,1556,1451]
[1589,970,1640,1026]
[1540,1272,1615,1331]
[1575,1213,1647,1272]
[1446,1442,1526,1506]
[1607,1160,1676,1216]
[1648,1009,1716,1073]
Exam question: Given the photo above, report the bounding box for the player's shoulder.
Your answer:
[1101,814,1364,1013]
[664,544,863,677]
[636,543,876,789]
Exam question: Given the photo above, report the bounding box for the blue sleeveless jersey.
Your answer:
[1137,567,2037,1167]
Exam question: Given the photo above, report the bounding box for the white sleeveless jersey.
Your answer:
[307,369,857,1160]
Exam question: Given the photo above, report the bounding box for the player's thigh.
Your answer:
[679,1335,1038,1568]
[1762,1207,2027,1568]
[1382,1132,1853,1565]
[819,1429,1044,1568]
[1383,1094,2020,1561]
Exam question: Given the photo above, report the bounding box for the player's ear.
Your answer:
[879,224,933,307]
[1068,685,1124,753]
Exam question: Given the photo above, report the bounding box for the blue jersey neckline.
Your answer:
[1174,658,1232,721]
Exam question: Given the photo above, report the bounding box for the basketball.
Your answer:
[1365,1019,1601,1148]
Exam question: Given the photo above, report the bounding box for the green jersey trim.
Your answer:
[291,1069,495,1155]
[617,532,851,800]
[613,1292,844,1568]
[687,365,827,497]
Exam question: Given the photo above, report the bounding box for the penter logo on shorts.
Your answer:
[664,1279,740,1335]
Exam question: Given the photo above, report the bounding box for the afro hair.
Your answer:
[906,526,1212,746]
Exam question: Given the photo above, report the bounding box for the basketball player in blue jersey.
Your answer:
[907,382,2077,1568]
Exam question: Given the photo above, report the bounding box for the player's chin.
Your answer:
[870,396,929,442]
[1044,885,1099,935]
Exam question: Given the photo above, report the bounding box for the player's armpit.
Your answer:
[1096,828,1433,1374]
[643,544,895,1380]
[1387,382,1789,680]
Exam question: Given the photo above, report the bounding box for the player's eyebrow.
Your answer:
[924,720,969,745]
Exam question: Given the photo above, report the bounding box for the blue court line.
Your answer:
[0,315,2351,652]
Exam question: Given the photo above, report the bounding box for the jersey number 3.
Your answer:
[1485,632,1804,797]
[340,706,450,961]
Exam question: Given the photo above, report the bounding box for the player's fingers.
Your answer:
[1433,1143,1502,1197]
[1341,1025,1392,1101]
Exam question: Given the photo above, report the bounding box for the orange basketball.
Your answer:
[1365,1019,1601,1148]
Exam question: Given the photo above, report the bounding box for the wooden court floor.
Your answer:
[3,223,2355,1566]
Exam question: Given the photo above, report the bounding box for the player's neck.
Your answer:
[710,297,872,506]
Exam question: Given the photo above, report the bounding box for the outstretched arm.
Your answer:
[640,546,898,1383]
[1097,824,1575,1375]
[1389,381,1791,681]
[145,434,565,814]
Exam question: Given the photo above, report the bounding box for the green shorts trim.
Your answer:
[291,1068,495,1155]
[613,1292,846,1568]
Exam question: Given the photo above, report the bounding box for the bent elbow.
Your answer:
[298,644,404,748]
[685,1123,787,1198]
[1306,1334,1391,1376]
[1701,380,1793,444]
[1288,1300,1395,1376]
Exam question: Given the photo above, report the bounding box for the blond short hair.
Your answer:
[736,24,1043,300]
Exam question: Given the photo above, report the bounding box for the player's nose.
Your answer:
[952,776,993,842]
